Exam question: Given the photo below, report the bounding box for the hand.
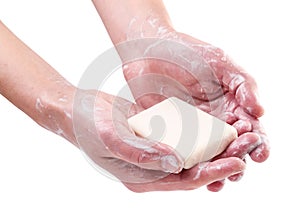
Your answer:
[69,89,246,192]
[122,31,270,191]
[0,17,248,193]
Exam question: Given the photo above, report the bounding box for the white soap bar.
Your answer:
[128,97,237,169]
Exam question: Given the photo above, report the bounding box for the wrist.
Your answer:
[36,84,77,146]
[117,22,178,62]
[93,0,175,44]
[126,15,175,41]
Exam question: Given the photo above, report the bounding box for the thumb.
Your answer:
[235,81,264,118]
[221,67,264,118]
[108,134,185,173]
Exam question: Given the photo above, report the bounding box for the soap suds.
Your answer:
[35,98,45,113]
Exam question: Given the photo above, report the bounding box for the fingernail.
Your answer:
[161,155,183,173]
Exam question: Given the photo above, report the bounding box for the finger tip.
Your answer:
[236,82,265,118]
[226,157,247,173]
[250,145,270,163]
[212,157,246,178]
[160,153,184,173]
[241,132,261,143]
[233,119,253,135]
[149,142,184,172]
[125,139,184,173]
[207,180,225,192]
[228,172,244,182]
[246,104,265,118]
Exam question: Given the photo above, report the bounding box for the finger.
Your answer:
[234,107,270,163]
[228,158,246,182]
[228,171,245,182]
[206,180,225,192]
[124,157,245,192]
[106,134,185,173]
[211,111,238,125]
[250,119,270,162]
[223,112,238,124]
[235,81,264,118]
[99,97,185,173]
[233,119,252,135]
[206,158,246,191]
[218,62,264,118]
[219,132,261,159]
[250,135,270,162]
[98,157,171,184]
[187,158,245,187]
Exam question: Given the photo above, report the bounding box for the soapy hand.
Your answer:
[71,89,245,192]
[122,32,270,191]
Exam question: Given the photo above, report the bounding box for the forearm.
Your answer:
[0,21,76,144]
[92,0,174,44]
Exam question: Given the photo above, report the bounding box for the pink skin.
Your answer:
[92,0,269,191]
[73,90,185,177]
[72,90,246,190]
[0,20,247,193]
[123,32,270,191]
[1,0,270,191]
[124,157,245,192]
[71,89,249,191]
[2,21,245,189]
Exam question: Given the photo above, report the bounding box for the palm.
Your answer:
[72,90,246,192]
[123,33,269,191]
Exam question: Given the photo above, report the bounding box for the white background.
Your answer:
[0,0,299,218]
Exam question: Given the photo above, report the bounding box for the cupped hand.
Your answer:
[122,32,270,191]
[71,89,245,192]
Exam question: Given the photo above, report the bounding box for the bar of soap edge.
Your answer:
[128,97,238,169]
